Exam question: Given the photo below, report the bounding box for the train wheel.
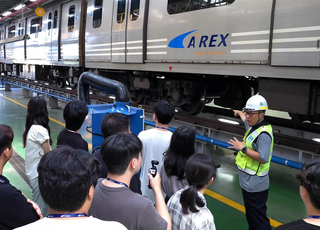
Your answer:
[178,95,206,115]
[178,80,206,115]
[130,89,146,104]
[56,78,65,88]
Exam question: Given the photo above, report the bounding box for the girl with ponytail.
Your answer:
[167,153,216,230]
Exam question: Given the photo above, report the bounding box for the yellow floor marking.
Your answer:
[1,95,27,108]
[1,95,65,127]
[205,189,283,227]
[49,117,65,127]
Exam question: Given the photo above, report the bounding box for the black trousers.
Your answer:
[242,188,271,230]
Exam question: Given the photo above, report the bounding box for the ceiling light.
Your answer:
[312,138,320,143]
[14,4,25,10]
[2,11,12,16]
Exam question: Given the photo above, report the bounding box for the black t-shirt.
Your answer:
[57,128,88,151]
[93,149,142,194]
[275,219,320,230]
[0,175,39,229]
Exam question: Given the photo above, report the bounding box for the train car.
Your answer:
[0,0,319,122]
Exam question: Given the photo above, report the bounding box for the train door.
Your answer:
[85,0,113,65]
[271,0,320,67]
[51,7,60,65]
[45,8,53,64]
[60,0,81,66]
[111,0,147,63]
[26,15,46,63]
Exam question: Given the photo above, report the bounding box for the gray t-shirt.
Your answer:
[89,179,167,230]
[238,120,272,192]
[160,162,188,199]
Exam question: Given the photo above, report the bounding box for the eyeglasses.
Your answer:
[244,111,259,117]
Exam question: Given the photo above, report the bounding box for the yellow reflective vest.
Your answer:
[235,124,273,176]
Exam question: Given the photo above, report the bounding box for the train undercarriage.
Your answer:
[1,63,320,127]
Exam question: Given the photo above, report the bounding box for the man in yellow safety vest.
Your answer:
[228,94,274,230]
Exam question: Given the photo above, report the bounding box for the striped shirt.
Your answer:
[167,187,216,230]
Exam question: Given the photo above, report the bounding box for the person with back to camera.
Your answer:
[139,100,175,202]
[23,96,52,217]
[167,153,217,230]
[275,159,320,230]
[228,94,273,230]
[89,132,172,230]
[93,112,141,194]
[0,124,40,229]
[160,125,196,202]
[15,146,127,230]
[57,100,89,151]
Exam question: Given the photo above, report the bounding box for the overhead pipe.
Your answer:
[0,0,48,23]
[144,120,303,170]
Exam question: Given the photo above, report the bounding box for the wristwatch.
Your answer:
[241,147,247,153]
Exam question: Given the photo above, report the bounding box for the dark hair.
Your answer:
[101,132,142,175]
[100,113,129,138]
[154,100,175,125]
[0,124,14,156]
[37,146,100,212]
[180,153,216,214]
[296,159,320,210]
[164,126,195,180]
[64,100,88,131]
[23,96,52,147]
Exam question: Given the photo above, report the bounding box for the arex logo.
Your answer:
[168,30,229,49]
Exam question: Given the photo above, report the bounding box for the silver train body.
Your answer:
[0,0,319,120]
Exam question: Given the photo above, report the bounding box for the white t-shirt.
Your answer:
[14,216,127,230]
[25,125,50,180]
[138,128,172,202]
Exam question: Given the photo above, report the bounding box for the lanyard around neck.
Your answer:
[155,126,169,131]
[308,215,320,219]
[47,213,87,218]
[106,177,128,188]
[0,178,8,184]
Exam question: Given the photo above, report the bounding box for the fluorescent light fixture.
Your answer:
[14,4,25,10]
[30,0,37,2]
[45,83,49,85]
[2,11,12,16]
[312,138,320,143]
[218,118,240,125]
[66,87,72,90]
[109,95,115,99]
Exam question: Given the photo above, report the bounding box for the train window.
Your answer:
[8,26,16,38]
[93,0,103,28]
[68,5,75,32]
[130,0,140,21]
[48,12,52,32]
[19,22,24,35]
[167,0,235,14]
[30,17,42,34]
[18,23,21,36]
[117,0,126,24]
[53,10,58,29]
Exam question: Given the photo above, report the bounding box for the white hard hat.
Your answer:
[243,94,268,111]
